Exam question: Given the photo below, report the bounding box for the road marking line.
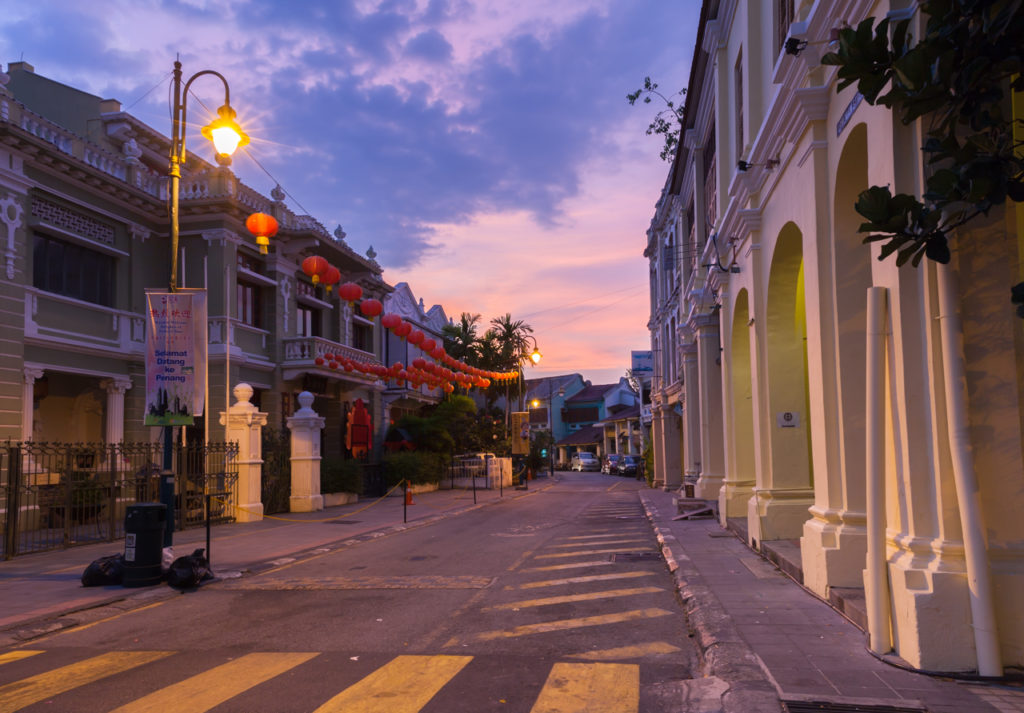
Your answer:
[0,650,42,665]
[313,655,472,713]
[516,571,655,589]
[530,662,638,713]
[523,561,616,572]
[472,608,674,641]
[485,586,663,610]
[545,539,649,549]
[0,651,172,713]
[564,532,647,540]
[108,652,317,713]
[534,548,655,559]
[567,642,682,660]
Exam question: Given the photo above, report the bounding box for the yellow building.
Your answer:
[646,0,1024,674]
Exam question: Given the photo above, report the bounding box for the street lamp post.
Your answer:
[160,60,248,554]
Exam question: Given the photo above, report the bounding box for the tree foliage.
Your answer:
[627,77,687,161]
[821,1,1024,315]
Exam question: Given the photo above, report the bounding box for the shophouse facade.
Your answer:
[645,1,1024,673]
[0,62,389,462]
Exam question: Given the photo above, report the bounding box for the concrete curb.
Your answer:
[639,492,783,713]
[0,480,558,648]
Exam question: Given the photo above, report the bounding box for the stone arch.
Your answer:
[722,287,756,517]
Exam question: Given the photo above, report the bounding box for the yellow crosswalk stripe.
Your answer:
[517,571,655,589]
[107,652,317,713]
[564,532,646,540]
[568,642,682,660]
[535,548,654,559]
[546,539,649,549]
[530,662,639,713]
[0,651,171,713]
[472,608,674,642]
[523,560,616,572]
[486,586,664,610]
[0,651,41,666]
[313,655,472,713]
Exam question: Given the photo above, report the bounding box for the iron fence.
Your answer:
[1,440,237,560]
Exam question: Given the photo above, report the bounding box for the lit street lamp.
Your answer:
[532,379,563,478]
[160,60,248,552]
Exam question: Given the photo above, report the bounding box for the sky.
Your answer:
[0,0,698,385]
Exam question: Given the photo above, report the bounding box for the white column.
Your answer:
[101,378,132,444]
[219,383,268,522]
[22,367,43,441]
[681,344,701,484]
[287,391,325,513]
[694,315,726,500]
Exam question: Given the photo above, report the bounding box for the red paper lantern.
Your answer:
[394,322,412,338]
[338,282,362,303]
[420,338,436,352]
[302,255,329,284]
[245,213,279,255]
[328,361,338,369]
[431,346,445,360]
[315,356,325,366]
[321,265,341,292]
[407,330,424,346]
[412,357,426,369]
[381,313,401,329]
[359,298,383,318]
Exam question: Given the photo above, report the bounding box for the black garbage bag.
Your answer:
[81,554,125,587]
[166,548,214,589]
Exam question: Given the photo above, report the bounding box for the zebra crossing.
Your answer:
[0,650,639,712]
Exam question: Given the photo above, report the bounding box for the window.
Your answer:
[735,50,744,157]
[777,0,795,57]
[352,321,373,352]
[297,305,321,337]
[237,281,262,328]
[32,233,115,307]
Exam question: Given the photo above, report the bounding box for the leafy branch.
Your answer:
[627,77,687,161]
[821,1,1024,315]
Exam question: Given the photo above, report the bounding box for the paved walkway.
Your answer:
[639,487,1024,713]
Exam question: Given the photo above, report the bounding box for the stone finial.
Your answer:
[366,245,377,260]
[122,137,142,163]
[334,225,347,242]
[234,383,254,406]
[296,391,316,414]
[271,184,286,202]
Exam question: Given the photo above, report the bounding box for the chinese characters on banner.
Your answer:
[144,289,208,426]
[511,411,530,454]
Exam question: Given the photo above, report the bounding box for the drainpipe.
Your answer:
[865,286,892,654]
[935,263,1002,676]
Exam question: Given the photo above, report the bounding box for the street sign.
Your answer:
[511,411,530,454]
[631,350,653,375]
[144,289,207,426]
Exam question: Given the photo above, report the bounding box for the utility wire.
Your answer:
[126,71,173,111]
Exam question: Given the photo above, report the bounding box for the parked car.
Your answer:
[601,454,623,474]
[570,452,600,472]
[617,455,641,476]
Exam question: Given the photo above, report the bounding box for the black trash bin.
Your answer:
[123,503,166,587]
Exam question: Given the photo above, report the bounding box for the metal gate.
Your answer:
[1,440,238,560]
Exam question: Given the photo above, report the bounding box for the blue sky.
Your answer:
[1,0,698,384]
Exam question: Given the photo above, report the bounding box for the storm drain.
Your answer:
[782,699,926,713]
[612,552,663,562]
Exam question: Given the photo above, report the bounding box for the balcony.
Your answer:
[281,336,381,383]
[24,288,145,356]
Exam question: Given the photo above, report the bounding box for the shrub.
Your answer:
[321,457,364,495]
[383,451,448,488]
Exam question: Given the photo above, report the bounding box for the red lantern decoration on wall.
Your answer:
[302,255,329,284]
[321,265,341,292]
[381,313,401,330]
[420,338,436,353]
[359,298,383,318]
[245,213,278,255]
[407,330,424,346]
[338,282,362,303]
[430,346,445,360]
[394,322,412,338]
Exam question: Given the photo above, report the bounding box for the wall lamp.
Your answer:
[737,157,780,172]
[785,37,809,56]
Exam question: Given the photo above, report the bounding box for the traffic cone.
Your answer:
[405,485,415,506]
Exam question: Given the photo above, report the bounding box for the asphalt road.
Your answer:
[0,473,712,712]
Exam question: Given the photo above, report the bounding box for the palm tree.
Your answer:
[489,313,537,425]
[442,312,482,365]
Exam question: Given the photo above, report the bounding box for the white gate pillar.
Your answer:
[219,383,267,522]
[287,391,325,513]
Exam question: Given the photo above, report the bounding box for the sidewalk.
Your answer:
[639,487,1024,713]
[0,479,545,648]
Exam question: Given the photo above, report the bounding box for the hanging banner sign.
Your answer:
[144,289,207,426]
[511,411,530,455]
[631,350,653,375]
